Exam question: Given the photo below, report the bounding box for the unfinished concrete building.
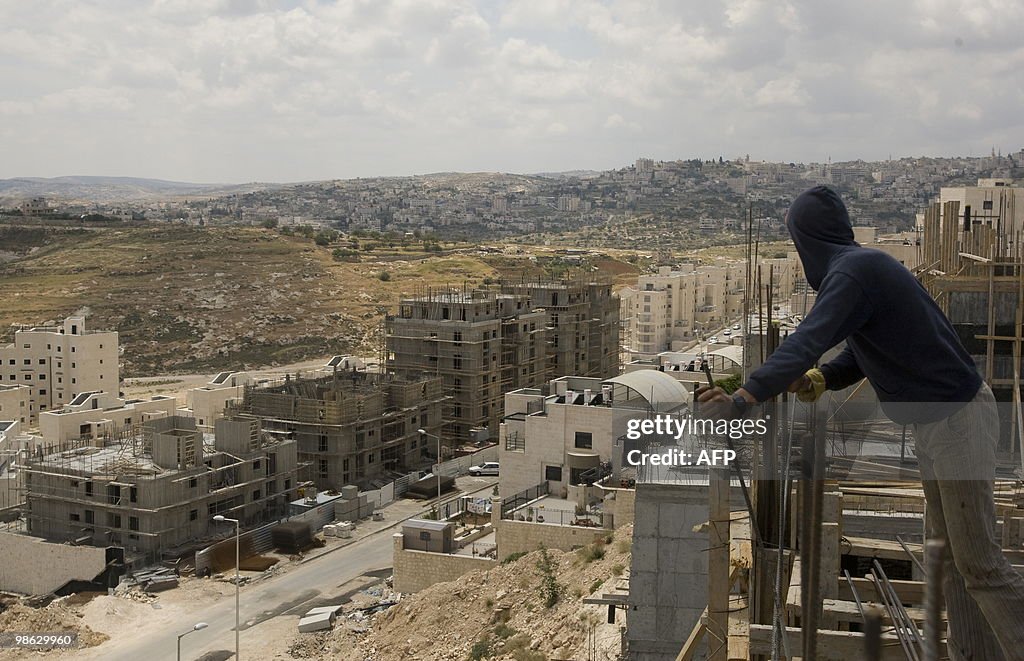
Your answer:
[502,276,621,381]
[386,289,548,444]
[232,371,445,489]
[23,415,297,561]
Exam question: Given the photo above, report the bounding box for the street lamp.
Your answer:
[417,429,443,513]
[213,515,240,660]
[177,622,208,661]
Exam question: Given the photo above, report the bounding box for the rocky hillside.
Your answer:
[0,226,504,375]
[302,526,633,661]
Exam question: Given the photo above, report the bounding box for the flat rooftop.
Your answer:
[34,443,163,477]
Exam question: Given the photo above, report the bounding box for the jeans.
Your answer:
[913,383,1024,660]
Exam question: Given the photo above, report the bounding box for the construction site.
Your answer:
[21,415,298,564]
[637,189,1024,661]
[230,370,446,489]
[385,275,620,445]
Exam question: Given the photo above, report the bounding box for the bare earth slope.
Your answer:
[0,226,507,375]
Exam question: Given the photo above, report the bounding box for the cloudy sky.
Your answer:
[1,0,1021,183]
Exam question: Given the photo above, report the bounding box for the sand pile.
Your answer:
[0,603,109,649]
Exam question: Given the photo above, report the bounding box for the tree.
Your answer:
[260,218,278,229]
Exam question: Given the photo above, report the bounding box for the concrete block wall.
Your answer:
[494,519,611,561]
[627,483,711,661]
[606,487,635,529]
[0,531,108,594]
[392,533,494,593]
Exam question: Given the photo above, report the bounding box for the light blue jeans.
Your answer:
[914,383,1024,661]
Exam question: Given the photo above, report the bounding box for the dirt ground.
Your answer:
[120,354,348,402]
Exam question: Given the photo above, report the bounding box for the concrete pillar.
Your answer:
[490,496,502,528]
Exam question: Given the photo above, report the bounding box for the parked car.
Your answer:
[469,461,500,476]
[707,336,718,344]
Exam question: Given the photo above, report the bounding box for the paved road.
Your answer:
[82,529,395,661]
[81,476,497,660]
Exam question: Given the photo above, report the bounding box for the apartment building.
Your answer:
[233,371,445,490]
[182,371,251,432]
[623,257,807,358]
[501,278,620,381]
[0,316,118,425]
[24,415,297,558]
[39,391,178,444]
[0,384,29,427]
[940,178,1021,234]
[386,289,549,443]
[498,371,689,498]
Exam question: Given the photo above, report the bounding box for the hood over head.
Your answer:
[786,185,857,290]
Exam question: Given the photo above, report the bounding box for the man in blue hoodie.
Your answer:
[698,186,1024,660]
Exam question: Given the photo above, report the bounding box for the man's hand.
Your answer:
[696,385,731,403]
[788,368,826,402]
[695,386,757,420]
[788,374,811,393]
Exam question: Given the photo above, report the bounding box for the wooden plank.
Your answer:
[839,576,926,605]
[748,624,908,661]
[675,607,707,661]
[846,535,922,561]
[727,595,749,661]
[820,521,841,629]
[708,468,730,661]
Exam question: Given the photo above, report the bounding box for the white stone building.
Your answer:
[498,371,689,499]
[39,392,177,444]
[0,316,119,425]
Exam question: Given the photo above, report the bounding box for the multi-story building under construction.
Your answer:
[24,415,297,559]
[386,277,620,444]
[231,370,445,489]
[501,277,620,380]
[386,289,548,444]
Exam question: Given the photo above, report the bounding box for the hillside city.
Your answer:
[0,154,1022,660]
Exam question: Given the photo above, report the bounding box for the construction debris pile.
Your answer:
[298,525,633,661]
[0,602,109,651]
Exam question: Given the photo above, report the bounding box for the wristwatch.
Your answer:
[731,393,750,417]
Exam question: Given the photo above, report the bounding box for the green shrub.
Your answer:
[501,551,527,565]
[494,623,517,639]
[469,636,493,660]
[535,547,562,608]
[577,543,605,563]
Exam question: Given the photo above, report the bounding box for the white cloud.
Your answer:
[754,78,809,107]
[0,0,1021,181]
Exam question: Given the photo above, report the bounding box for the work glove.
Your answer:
[797,368,826,402]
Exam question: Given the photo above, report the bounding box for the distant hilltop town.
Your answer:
[2,150,1021,242]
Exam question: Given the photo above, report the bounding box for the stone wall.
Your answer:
[392,533,495,593]
[0,532,109,594]
[495,519,611,561]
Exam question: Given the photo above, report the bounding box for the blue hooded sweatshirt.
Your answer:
[741,185,981,424]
